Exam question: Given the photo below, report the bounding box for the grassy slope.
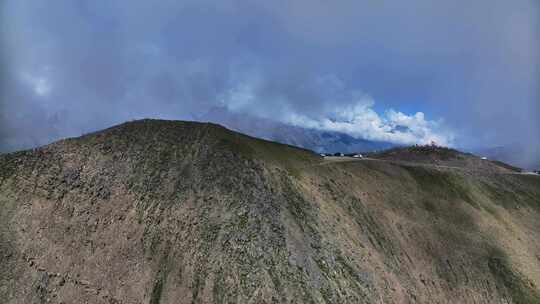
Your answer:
[0,119,539,303]
[302,159,540,303]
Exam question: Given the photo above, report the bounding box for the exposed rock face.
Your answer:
[1,119,539,303]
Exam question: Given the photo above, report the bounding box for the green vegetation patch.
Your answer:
[150,270,166,304]
[0,154,18,182]
[405,166,477,208]
[207,124,319,177]
[480,175,540,211]
[488,249,540,304]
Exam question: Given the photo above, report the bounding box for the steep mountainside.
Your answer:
[1,119,540,304]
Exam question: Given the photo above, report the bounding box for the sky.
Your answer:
[1,1,539,162]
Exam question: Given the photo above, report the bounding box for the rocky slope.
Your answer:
[1,119,540,303]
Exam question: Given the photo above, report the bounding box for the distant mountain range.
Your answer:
[197,107,395,154]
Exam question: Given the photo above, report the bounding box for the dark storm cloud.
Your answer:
[1,0,538,158]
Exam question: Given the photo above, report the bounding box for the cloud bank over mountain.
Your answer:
[219,74,451,145]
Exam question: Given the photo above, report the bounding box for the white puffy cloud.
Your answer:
[286,104,453,146]
[221,74,454,146]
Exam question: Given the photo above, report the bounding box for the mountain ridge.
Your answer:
[1,119,539,303]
